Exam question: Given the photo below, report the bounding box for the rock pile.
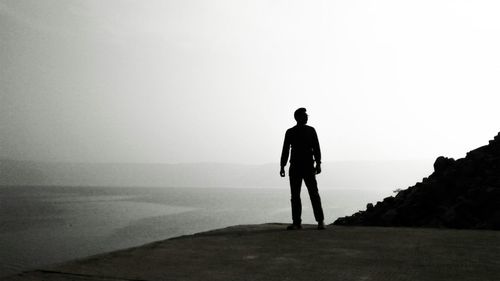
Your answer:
[334,132,500,230]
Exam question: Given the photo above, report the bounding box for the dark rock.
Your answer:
[380,209,398,225]
[433,156,455,174]
[333,132,500,230]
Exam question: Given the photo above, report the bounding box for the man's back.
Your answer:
[281,124,321,167]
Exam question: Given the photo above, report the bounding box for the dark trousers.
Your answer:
[289,165,324,225]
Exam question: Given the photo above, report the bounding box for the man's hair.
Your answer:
[294,107,307,122]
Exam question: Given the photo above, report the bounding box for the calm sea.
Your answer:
[0,186,387,278]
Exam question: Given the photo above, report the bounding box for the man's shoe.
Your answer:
[286,224,302,230]
[317,221,326,230]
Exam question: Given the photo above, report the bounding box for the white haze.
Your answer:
[1,0,500,165]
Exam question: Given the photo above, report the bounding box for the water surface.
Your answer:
[0,186,386,277]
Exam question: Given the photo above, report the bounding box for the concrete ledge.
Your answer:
[3,224,500,281]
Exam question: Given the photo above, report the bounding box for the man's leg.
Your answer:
[304,171,324,223]
[289,169,303,226]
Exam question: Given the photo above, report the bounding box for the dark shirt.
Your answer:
[280,124,321,167]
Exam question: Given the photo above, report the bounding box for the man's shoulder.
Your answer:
[303,125,316,132]
[287,125,316,136]
[288,125,315,130]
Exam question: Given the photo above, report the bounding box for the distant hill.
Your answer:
[0,159,431,190]
[334,132,500,230]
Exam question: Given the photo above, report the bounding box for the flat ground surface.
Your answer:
[3,224,500,281]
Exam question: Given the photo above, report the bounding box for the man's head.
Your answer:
[294,107,308,125]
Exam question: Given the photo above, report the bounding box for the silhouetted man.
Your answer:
[280,108,325,230]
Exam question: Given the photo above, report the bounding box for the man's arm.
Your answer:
[280,130,290,177]
[312,128,322,174]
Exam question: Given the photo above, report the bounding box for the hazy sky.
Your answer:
[1,0,500,164]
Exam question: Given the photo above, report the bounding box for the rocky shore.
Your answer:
[334,132,500,229]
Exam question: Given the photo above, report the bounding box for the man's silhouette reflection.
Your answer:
[280,108,325,230]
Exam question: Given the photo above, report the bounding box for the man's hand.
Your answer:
[315,163,322,174]
[280,166,286,177]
